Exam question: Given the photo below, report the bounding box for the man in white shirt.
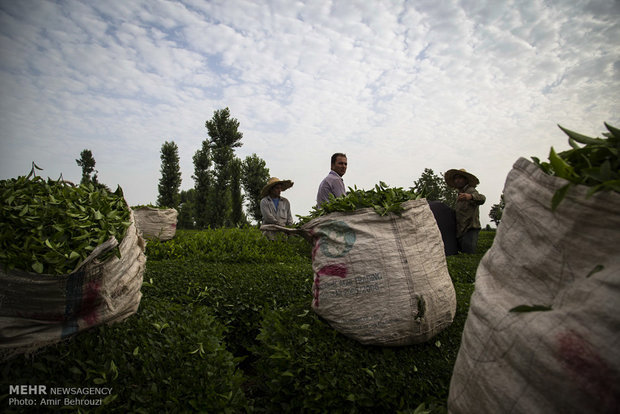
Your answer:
[316,153,347,206]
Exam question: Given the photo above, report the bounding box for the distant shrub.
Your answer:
[477,230,495,252]
[145,228,311,263]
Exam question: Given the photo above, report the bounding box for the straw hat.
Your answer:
[444,169,480,188]
[261,177,294,197]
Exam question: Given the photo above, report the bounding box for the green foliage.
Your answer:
[177,189,197,229]
[532,122,620,210]
[297,181,422,226]
[192,140,213,228]
[2,227,493,412]
[206,107,243,150]
[0,165,130,275]
[190,112,270,228]
[251,281,475,413]
[446,255,480,284]
[446,231,494,283]
[157,141,182,209]
[488,194,505,226]
[144,228,310,263]
[1,301,246,413]
[476,230,495,252]
[76,149,98,186]
[206,107,244,228]
[145,259,313,357]
[412,168,457,208]
[509,304,553,313]
[230,157,245,226]
[242,154,270,224]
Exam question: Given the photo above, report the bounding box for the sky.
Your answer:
[1,0,618,227]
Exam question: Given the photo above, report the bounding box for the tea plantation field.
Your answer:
[1,228,494,413]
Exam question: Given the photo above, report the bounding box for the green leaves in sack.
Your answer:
[531,122,620,210]
[0,163,131,275]
[296,181,422,226]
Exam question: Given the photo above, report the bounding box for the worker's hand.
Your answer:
[458,193,472,201]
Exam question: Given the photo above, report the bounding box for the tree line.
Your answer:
[76,107,504,228]
[156,107,269,229]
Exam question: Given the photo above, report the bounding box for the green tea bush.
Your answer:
[145,260,313,356]
[476,231,495,252]
[1,228,491,413]
[1,300,246,413]
[445,231,494,284]
[250,282,476,413]
[145,228,311,263]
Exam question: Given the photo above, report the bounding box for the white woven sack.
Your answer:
[0,210,146,361]
[448,158,620,414]
[302,199,456,346]
[133,207,178,240]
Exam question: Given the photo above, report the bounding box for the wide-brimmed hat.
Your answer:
[444,169,480,188]
[261,177,294,197]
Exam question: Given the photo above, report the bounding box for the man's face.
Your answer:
[270,183,282,197]
[331,156,348,177]
[453,174,468,189]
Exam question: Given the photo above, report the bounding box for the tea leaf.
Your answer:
[509,304,552,313]
[586,264,604,278]
[551,183,571,211]
[533,122,620,210]
[0,166,130,275]
[296,182,421,226]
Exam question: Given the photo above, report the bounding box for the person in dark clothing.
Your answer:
[428,200,458,256]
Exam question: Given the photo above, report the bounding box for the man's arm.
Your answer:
[316,179,332,206]
[469,189,486,205]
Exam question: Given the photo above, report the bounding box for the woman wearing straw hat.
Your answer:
[444,169,486,254]
[260,177,294,239]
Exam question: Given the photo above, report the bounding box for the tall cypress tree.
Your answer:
[241,154,270,224]
[192,140,213,228]
[230,157,244,226]
[76,149,97,185]
[205,107,243,227]
[177,189,196,229]
[157,141,182,208]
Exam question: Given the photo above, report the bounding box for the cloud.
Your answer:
[1,0,618,226]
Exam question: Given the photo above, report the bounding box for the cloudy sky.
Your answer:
[1,0,618,226]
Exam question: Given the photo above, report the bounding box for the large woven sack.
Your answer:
[133,207,178,240]
[301,199,456,346]
[0,210,146,361]
[448,157,620,414]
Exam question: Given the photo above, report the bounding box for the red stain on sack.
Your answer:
[313,264,348,308]
[310,230,320,260]
[78,280,101,326]
[317,264,348,278]
[555,330,619,412]
[313,277,320,308]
